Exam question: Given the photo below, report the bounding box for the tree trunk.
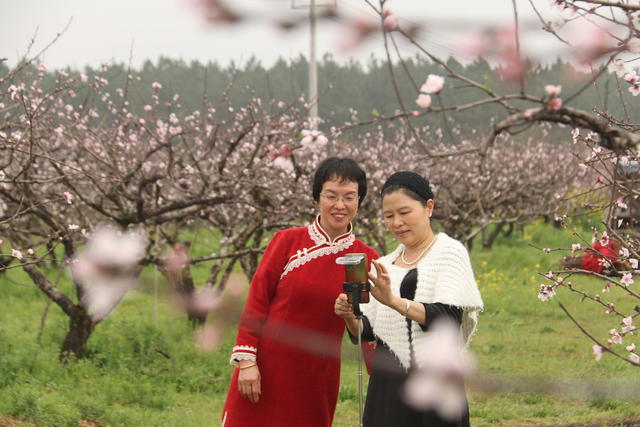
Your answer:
[60,307,96,362]
[483,222,506,249]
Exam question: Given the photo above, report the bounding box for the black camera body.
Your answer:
[336,253,370,317]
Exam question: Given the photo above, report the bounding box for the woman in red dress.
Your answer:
[221,157,379,427]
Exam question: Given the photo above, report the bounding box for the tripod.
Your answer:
[343,281,366,427]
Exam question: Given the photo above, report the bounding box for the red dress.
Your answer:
[221,217,378,427]
[580,240,619,273]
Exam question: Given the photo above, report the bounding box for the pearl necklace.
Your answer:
[401,235,438,265]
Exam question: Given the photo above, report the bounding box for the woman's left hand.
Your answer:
[368,260,396,307]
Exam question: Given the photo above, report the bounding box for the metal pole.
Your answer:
[357,315,364,427]
[309,0,318,128]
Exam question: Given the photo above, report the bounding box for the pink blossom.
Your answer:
[68,224,80,231]
[542,248,551,253]
[627,343,636,352]
[151,82,162,90]
[545,84,562,97]
[420,75,445,94]
[143,105,152,112]
[571,243,581,253]
[11,249,22,259]
[416,94,432,109]
[630,353,640,364]
[27,249,34,256]
[280,144,291,158]
[571,128,580,143]
[625,71,639,84]
[164,244,190,272]
[538,284,556,301]
[196,324,223,351]
[627,38,640,54]
[403,318,474,420]
[630,258,638,269]
[545,271,554,280]
[382,10,398,32]
[455,30,489,57]
[593,344,604,361]
[273,156,294,172]
[610,329,623,344]
[616,198,628,209]
[621,272,634,286]
[547,98,563,110]
[623,316,634,327]
[72,227,145,321]
[63,191,73,204]
[620,247,630,258]
[610,58,628,77]
[629,85,640,96]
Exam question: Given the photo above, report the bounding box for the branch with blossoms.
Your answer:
[0,55,334,358]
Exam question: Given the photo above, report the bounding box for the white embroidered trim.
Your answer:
[309,219,326,245]
[230,345,257,365]
[280,235,355,279]
[279,217,355,279]
[310,215,353,245]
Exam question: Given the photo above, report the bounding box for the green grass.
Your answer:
[1,219,639,426]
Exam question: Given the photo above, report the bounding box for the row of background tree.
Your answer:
[2,54,637,136]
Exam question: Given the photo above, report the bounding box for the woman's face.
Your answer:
[382,190,434,248]
[317,177,359,238]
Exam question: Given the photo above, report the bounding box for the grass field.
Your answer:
[1,219,639,426]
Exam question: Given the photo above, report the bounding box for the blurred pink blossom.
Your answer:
[627,343,636,352]
[403,318,475,421]
[538,284,556,301]
[571,243,581,253]
[593,344,604,361]
[610,58,627,77]
[72,226,145,321]
[616,198,628,209]
[623,316,634,327]
[455,30,489,58]
[547,98,563,110]
[625,71,639,83]
[630,353,640,364]
[416,94,432,109]
[63,191,73,204]
[621,272,634,286]
[609,328,623,344]
[273,156,294,172]
[627,38,640,54]
[629,85,640,96]
[420,75,445,94]
[382,10,398,32]
[11,249,22,259]
[545,85,562,97]
[630,258,638,269]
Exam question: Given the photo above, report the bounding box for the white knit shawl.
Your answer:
[361,232,484,371]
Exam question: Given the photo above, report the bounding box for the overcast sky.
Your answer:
[0,0,557,70]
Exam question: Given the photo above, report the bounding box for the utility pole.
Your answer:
[292,0,335,128]
[309,0,318,127]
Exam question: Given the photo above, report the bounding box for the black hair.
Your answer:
[312,157,367,205]
[381,185,430,207]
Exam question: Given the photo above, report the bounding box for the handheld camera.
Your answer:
[336,253,370,316]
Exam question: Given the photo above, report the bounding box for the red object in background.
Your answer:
[580,240,619,273]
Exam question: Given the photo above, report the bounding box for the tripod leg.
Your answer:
[357,315,364,427]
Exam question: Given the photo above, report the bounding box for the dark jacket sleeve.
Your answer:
[346,315,376,343]
[418,303,463,332]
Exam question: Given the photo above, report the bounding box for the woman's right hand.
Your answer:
[334,293,356,320]
[237,360,261,403]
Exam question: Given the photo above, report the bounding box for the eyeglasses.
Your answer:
[319,193,359,205]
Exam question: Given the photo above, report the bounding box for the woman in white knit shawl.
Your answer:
[334,171,483,427]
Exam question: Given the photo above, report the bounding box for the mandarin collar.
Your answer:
[309,215,353,245]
